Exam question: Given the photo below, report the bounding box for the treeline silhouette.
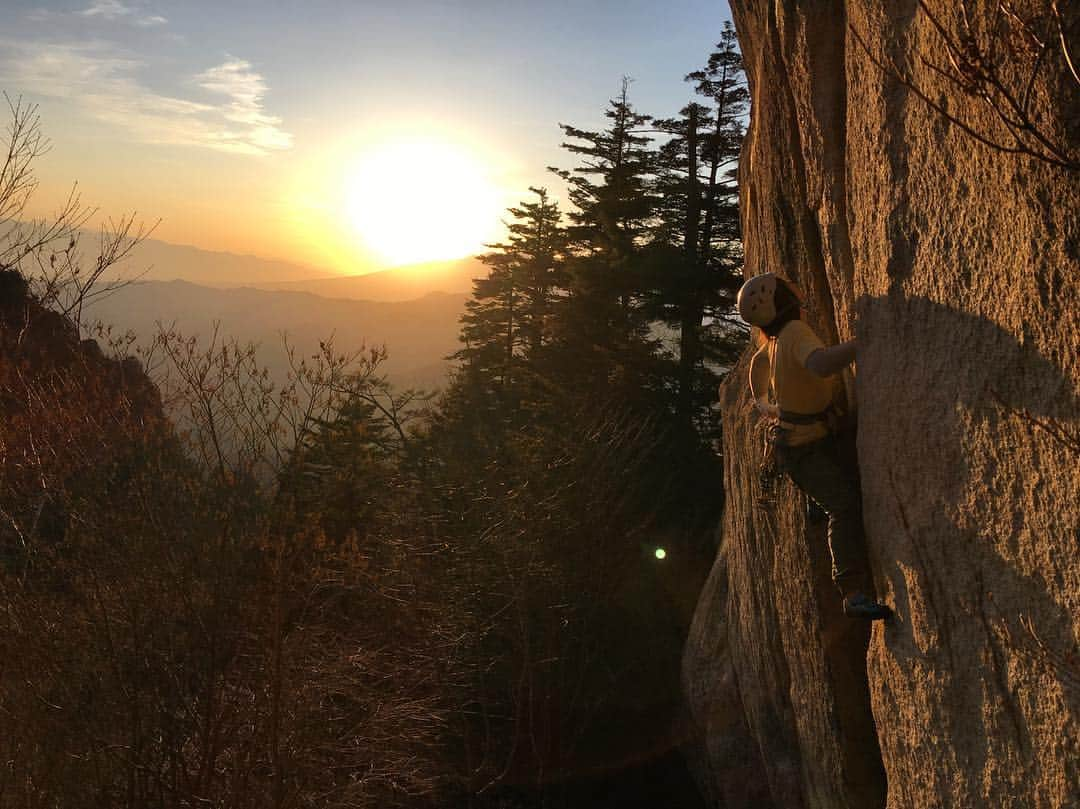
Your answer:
[0,24,747,809]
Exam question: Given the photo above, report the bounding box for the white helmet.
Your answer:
[737,272,780,327]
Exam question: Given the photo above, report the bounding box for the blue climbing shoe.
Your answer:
[843,593,893,621]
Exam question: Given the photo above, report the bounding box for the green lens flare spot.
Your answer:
[654,548,667,560]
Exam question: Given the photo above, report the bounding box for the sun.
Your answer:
[344,136,503,266]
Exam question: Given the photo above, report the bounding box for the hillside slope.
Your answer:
[684,2,1079,808]
[0,270,166,558]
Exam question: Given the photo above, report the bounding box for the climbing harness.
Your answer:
[777,408,831,426]
[756,406,842,509]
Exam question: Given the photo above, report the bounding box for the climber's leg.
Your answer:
[777,436,868,595]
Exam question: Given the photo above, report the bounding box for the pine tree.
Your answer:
[551,78,656,265]
[647,22,749,425]
[456,187,565,407]
[648,101,710,420]
[688,21,748,276]
[546,79,661,393]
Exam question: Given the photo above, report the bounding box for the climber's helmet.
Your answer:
[737,272,805,329]
[737,272,780,327]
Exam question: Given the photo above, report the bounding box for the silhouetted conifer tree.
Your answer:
[647,21,749,427]
[456,187,566,407]
[547,79,663,397]
[687,22,748,270]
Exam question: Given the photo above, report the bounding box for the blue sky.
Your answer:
[1,0,736,271]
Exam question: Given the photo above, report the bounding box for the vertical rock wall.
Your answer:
[685,2,1079,807]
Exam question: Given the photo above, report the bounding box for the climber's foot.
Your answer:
[842,593,893,621]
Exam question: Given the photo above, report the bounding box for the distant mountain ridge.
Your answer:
[87,280,469,391]
[104,236,329,286]
[253,258,486,302]
[96,232,486,302]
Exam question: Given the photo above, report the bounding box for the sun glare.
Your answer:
[344,137,503,266]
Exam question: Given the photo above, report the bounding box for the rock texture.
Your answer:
[684,2,1079,808]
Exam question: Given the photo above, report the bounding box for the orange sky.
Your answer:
[6,0,730,275]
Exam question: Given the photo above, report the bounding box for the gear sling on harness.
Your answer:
[770,407,833,447]
[758,407,834,499]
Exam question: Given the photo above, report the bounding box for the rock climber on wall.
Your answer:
[738,272,891,621]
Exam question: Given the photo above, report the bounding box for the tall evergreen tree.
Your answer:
[551,78,656,263]
[647,22,749,425]
[648,101,711,420]
[688,21,748,276]
[547,79,662,394]
[456,187,565,408]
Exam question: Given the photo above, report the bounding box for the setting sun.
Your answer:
[344,137,504,266]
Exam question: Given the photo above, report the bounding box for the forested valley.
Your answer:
[0,24,748,809]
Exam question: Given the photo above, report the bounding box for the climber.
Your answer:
[738,272,891,621]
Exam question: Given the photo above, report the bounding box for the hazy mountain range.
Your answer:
[83,237,487,392]
[89,281,469,391]
[252,259,485,302]
[105,234,485,302]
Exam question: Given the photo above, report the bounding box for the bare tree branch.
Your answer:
[850,2,1079,172]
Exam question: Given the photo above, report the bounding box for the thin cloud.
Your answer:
[0,40,291,156]
[196,59,293,151]
[79,0,168,26]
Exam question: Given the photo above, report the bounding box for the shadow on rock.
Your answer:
[855,292,1080,795]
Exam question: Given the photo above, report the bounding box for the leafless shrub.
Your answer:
[1,94,155,331]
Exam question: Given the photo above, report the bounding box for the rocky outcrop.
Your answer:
[685,2,1079,808]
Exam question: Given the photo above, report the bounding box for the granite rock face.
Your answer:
[684,2,1079,807]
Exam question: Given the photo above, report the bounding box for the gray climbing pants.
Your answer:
[776,435,869,595]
